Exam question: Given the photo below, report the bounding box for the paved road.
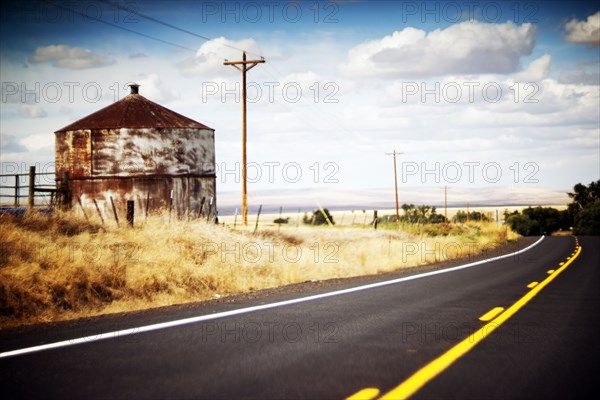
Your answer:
[1,236,598,399]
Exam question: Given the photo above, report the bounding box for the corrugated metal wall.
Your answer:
[56,127,216,219]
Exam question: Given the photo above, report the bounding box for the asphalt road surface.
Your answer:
[1,235,598,399]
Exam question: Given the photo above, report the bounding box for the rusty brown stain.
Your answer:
[54,92,216,218]
[73,177,215,219]
[55,130,92,178]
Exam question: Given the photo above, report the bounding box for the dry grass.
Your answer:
[0,210,518,329]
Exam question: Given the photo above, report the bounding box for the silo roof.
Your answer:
[55,93,213,132]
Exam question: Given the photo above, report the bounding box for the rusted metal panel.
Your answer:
[91,128,215,176]
[72,176,216,219]
[55,130,91,178]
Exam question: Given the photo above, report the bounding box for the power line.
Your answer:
[41,0,358,174]
[41,0,263,57]
[40,0,195,52]
[99,0,263,58]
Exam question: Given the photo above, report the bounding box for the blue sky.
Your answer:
[1,0,599,210]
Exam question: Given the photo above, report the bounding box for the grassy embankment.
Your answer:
[0,211,518,329]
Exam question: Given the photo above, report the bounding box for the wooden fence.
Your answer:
[0,166,67,209]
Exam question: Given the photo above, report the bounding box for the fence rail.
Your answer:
[0,166,65,208]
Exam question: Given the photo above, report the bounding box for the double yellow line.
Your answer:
[348,239,582,400]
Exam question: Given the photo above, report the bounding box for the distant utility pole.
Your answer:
[442,186,451,224]
[445,186,448,223]
[224,52,265,225]
[385,150,403,221]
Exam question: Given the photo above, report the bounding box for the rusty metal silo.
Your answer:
[54,84,216,219]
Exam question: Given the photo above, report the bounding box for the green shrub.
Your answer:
[303,209,335,225]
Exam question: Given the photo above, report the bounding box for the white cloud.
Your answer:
[136,73,180,104]
[514,54,551,82]
[177,37,262,78]
[29,45,115,69]
[18,104,47,118]
[0,134,28,153]
[559,62,600,85]
[564,11,600,47]
[341,21,536,79]
[20,133,54,151]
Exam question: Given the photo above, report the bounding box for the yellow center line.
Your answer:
[379,243,582,400]
[479,307,505,322]
[527,281,539,289]
[546,270,555,274]
[346,388,380,400]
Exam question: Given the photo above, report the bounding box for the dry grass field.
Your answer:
[0,210,519,329]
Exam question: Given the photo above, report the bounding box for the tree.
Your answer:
[505,206,568,235]
[566,180,600,235]
[303,209,334,226]
[573,200,600,235]
[568,180,600,212]
[401,203,417,223]
[396,203,445,224]
[506,213,541,236]
[428,211,445,223]
[453,210,491,223]
[523,206,561,234]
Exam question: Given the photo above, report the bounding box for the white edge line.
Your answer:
[1,236,545,358]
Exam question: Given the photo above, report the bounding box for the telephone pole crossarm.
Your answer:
[223,59,265,67]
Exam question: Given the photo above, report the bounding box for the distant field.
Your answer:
[218,205,568,230]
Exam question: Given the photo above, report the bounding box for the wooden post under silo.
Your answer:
[206,197,213,223]
[110,196,120,227]
[198,196,205,219]
[127,200,134,227]
[169,189,173,223]
[93,198,105,225]
[224,52,265,226]
[28,166,35,209]
[61,172,71,210]
[145,192,150,220]
[186,179,191,223]
[76,195,89,221]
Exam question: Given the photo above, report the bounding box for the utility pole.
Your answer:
[440,186,451,224]
[385,150,403,221]
[224,52,265,225]
[444,186,448,224]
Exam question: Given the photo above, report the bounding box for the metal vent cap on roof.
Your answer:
[129,83,140,95]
